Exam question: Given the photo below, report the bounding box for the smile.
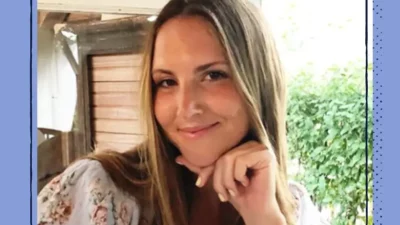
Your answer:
[178,122,220,139]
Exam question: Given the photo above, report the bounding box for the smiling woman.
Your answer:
[37,0,329,225]
[152,16,250,168]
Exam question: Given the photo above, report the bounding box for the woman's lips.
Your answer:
[179,122,219,138]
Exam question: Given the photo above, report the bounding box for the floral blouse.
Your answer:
[37,159,330,225]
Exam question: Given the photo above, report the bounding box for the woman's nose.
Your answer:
[176,84,204,119]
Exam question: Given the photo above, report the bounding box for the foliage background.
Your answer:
[259,0,373,224]
[286,61,372,225]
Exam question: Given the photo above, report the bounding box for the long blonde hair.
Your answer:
[88,0,296,224]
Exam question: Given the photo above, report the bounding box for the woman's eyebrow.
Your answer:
[151,68,173,76]
[194,61,228,73]
[152,61,228,76]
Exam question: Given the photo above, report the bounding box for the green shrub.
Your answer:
[287,61,373,225]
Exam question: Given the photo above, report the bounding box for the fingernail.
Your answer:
[228,189,236,197]
[195,176,202,187]
[218,193,227,202]
[176,160,183,165]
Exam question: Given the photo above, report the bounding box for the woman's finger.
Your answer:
[212,160,229,202]
[242,148,276,171]
[213,143,263,202]
[212,148,250,201]
[233,155,250,187]
[220,142,264,187]
[220,154,239,197]
[197,165,214,188]
[234,149,277,194]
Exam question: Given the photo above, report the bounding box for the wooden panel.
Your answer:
[90,54,143,68]
[38,12,68,28]
[92,67,141,81]
[88,53,144,153]
[92,93,139,106]
[38,0,167,15]
[92,81,140,93]
[94,119,142,134]
[93,106,139,120]
[95,132,143,144]
[95,142,137,153]
[67,13,102,22]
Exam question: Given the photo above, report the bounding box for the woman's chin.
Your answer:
[176,144,230,167]
[183,154,220,168]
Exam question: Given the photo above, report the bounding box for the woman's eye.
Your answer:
[205,71,228,81]
[157,79,177,88]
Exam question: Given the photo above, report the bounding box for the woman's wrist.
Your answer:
[244,213,285,225]
[243,203,286,225]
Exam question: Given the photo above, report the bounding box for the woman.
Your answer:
[37,0,328,224]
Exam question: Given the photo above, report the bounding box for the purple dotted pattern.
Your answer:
[373,0,382,224]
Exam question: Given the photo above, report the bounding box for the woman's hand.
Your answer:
[175,141,286,225]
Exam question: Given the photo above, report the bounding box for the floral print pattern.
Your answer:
[37,159,329,225]
[38,159,140,225]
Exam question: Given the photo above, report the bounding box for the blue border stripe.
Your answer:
[0,0,35,223]
[374,0,400,224]
[32,0,38,224]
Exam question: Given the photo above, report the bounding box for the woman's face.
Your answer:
[152,16,250,167]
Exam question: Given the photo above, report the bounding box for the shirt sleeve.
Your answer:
[37,159,141,225]
[289,181,331,225]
